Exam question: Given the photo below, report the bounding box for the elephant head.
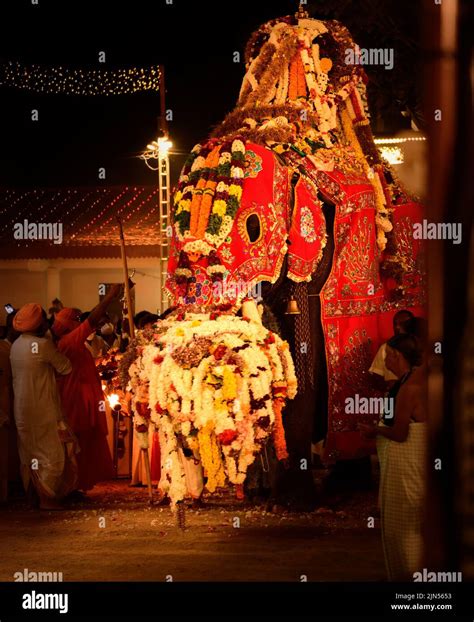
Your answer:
[165,11,400,311]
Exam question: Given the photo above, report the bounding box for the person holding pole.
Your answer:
[117,217,154,502]
[52,285,122,493]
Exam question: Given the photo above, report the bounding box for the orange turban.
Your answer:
[52,308,81,337]
[13,303,44,333]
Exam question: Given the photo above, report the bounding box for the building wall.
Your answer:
[0,258,166,325]
[392,131,428,201]
[59,267,163,315]
[0,268,47,318]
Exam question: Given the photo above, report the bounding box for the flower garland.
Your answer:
[233,24,344,150]
[195,147,221,237]
[172,139,246,249]
[288,51,307,101]
[340,105,393,251]
[197,423,226,492]
[242,26,299,108]
[125,312,297,506]
[271,397,288,460]
[173,143,203,236]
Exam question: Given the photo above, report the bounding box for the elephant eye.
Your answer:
[246,214,261,243]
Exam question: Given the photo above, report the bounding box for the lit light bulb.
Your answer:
[158,138,172,157]
[107,393,121,410]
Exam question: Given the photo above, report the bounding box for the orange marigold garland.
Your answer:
[190,145,221,237]
[173,139,245,247]
[129,314,298,506]
[296,53,306,99]
[189,177,206,236]
[288,52,299,100]
[272,383,289,460]
[196,179,217,238]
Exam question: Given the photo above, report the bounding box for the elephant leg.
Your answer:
[273,386,319,511]
[309,292,329,445]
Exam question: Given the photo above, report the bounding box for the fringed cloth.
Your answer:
[377,422,427,581]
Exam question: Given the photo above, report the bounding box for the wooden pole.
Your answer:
[117,218,153,503]
[142,446,153,504]
[159,65,168,138]
[422,0,458,573]
[116,217,135,340]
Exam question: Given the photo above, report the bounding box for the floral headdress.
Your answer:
[210,15,394,251]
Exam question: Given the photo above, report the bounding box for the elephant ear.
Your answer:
[287,177,327,283]
[221,142,290,304]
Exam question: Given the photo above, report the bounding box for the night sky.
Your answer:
[0,0,296,189]
[0,0,420,190]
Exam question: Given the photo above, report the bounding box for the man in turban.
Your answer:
[10,303,74,509]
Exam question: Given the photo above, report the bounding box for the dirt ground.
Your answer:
[0,480,385,582]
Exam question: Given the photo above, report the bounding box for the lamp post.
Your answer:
[142,137,172,313]
[139,65,172,314]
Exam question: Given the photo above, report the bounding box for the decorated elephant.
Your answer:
[124,8,424,511]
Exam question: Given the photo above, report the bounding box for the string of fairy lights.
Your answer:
[76,187,160,241]
[0,61,161,95]
[0,188,161,246]
[0,62,166,254]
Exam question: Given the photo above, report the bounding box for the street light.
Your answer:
[141,137,173,169]
[157,138,172,157]
[140,135,172,314]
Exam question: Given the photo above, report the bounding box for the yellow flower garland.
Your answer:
[222,366,237,400]
[198,423,226,492]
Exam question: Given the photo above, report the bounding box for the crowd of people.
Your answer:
[0,286,127,509]
[0,292,170,511]
[0,299,428,580]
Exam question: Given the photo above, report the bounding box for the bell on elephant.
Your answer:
[284,297,301,315]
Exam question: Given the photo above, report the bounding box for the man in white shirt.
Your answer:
[10,303,73,509]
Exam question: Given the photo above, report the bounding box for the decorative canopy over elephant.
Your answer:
[123,7,424,509]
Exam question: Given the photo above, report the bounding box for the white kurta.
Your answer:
[10,334,72,497]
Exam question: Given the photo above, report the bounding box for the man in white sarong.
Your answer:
[10,303,74,509]
[360,333,427,581]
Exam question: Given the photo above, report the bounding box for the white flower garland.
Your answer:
[126,314,298,504]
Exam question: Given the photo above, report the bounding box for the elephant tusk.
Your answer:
[241,298,262,325]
